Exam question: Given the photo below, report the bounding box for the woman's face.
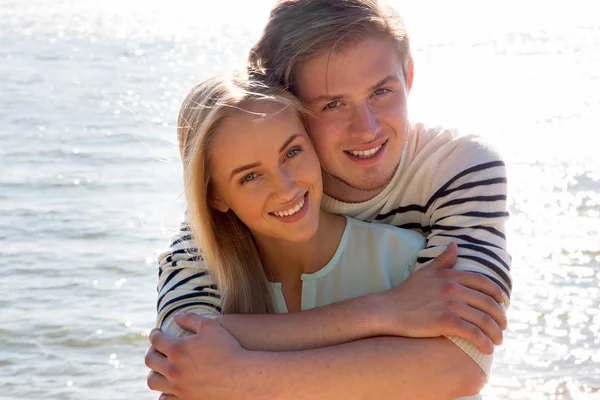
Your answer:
[209,102,323,243]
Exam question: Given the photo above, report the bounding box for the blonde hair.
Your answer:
[178,71,305,314]
[249,0,412,94]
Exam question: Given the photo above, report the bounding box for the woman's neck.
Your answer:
[253,210,346,285]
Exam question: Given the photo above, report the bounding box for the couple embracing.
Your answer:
[145,1,512,399]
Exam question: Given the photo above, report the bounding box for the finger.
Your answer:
[147,370,171,393]
[174,312,217,333]
[144,346,170,376]
[442,313,494,354]
[451,302,504,346]
[462,288,507,331]
[455,272,507,309]
[426,243,458,269]
[444,280,507,330]
[149,328,178,356]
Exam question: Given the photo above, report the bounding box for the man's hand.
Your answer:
[145,314,254,400]
[373,243,507,354]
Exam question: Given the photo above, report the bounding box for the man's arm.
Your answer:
[148,244,505,398]
[403,133,512,375]
[157,226,505,352]
[147,316,486,400]
[156,218,224,335]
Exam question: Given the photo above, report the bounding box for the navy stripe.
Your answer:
[180,224,191,232]
[470,271,511,298]
[377,161,505,220]
[414,257,511,297]
[460,255,512,292]
[416,244,510,272]
[394,222,429,232]
[171,234,193,248]
[437,177,507,199]
[194,284,218,291]
[437,195,506,210]
[158,292,221,316]
[169,248,200,256]
[431,224,506,240]
[436,211,510,223]
[162,269,182,289]
[159,301,223,329]
[435,233,504,250]
[428,161,506,205]
[480,271,510,299]
[157,271,213,311]
[457,243,511,271]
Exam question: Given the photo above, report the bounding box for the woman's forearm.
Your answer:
[218,293,382,351]
[242,336,486,400]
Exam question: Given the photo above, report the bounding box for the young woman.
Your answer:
[177,70,425,322]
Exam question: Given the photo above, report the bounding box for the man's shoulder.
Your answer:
[158,217,203,269]
[409,122,505,172]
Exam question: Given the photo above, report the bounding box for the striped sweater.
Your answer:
[156,122,512,377]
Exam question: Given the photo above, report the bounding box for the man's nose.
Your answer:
[348,103,381,139]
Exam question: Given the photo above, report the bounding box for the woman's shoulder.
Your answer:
[345,217,426,252]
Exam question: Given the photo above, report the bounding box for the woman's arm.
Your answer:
[217,244,505,354]
[147,319,486,400]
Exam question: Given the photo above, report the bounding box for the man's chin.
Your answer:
[348,180,389,193]
[323,171,392,201]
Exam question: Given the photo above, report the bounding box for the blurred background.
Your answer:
[1,0,599,398]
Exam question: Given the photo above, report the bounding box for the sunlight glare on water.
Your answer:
[1,0,599,398]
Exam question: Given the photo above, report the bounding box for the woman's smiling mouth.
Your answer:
[269,192,309,222]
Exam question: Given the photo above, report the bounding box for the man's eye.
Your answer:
[323,101,340,110]
[285,148,301,159]
[241,172,258,184]
[373,88,390,96]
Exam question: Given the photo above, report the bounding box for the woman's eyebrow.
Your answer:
[279,133,301,152]
[230,162,261,181]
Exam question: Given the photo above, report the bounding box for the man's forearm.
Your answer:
[242,336,486,400]
[219,293,382,351]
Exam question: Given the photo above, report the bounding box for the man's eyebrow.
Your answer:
[370,75,401,91]
[307,75,401,105]
[279,134,302,153]
[306,94,343,106]
[230,162,261,181]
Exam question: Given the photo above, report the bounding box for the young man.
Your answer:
[146,1,511,399]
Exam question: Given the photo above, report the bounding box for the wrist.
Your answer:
[239,350,279,400]
[357,293,390,337]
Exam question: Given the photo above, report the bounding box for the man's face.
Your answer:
[296,36,413,203]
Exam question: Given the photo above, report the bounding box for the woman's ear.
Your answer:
[209,196,230,213]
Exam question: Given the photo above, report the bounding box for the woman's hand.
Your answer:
[371,243,507,354]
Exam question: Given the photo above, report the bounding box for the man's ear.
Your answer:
[406,59,414,93]
[209,196,230,213]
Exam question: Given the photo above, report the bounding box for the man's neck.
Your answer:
[253,211,346,284]
[321,175,386,204]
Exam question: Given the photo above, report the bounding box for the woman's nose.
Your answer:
[273,170,300,204]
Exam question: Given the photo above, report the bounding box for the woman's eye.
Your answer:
[285,148,301,159]
[241,172,258,184]
[323,101,340,110]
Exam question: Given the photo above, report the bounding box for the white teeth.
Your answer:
[274,196,305,218]
[349,144,382,158]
